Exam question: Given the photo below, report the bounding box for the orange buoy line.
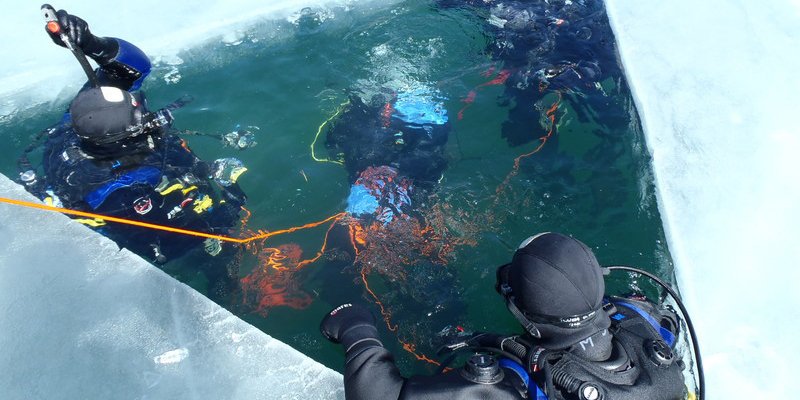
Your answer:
[360,264,442,367]
[0,196,345,244]
[494,91,563,198]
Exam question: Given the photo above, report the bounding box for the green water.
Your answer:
[2,1,672,376]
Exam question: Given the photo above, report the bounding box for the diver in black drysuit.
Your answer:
[326,92,449,190]
[19,10,247,301]
[439,0,620,148]
[321,233,688,400]
[316,90,467,357]
[322,88,452,268]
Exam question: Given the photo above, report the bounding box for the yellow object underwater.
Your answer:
[310,99,349,165]
[181,185,198,196]
[76,218,107,227]
[228,167,247,184]
[192,195,213,214]
[157,182,184,196]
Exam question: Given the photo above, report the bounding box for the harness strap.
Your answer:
[613,301,675,346]
[84,166,161,209]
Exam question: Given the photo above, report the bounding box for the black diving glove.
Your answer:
[47,10,119,65]
[320,303,381,352]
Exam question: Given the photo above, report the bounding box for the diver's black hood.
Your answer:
[501,232,611,350]
[69,87,158,159]
[70,86,140,141]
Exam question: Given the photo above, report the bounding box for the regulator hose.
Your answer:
[603,265,704,400]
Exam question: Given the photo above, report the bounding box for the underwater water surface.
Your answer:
[2,1,675,377]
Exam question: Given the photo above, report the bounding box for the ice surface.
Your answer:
[0,174,344,399]
[606,1,800,398]
[0,0,393,117]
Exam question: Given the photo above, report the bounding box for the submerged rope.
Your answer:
[310,99,350,165]
[0,196,344,244]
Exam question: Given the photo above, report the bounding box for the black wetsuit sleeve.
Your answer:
[344,344,525,400]
[79,37,152,91]
[344,345,405,400]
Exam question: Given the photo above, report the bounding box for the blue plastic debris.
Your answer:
[392,87,448,127]
[346,184,380,216]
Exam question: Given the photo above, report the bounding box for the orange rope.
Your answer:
[0,196,344,244]
[510,91,562,171]
[295,221,338,269]
[360,264,441,367]
[495,91,563,196]
[247,212,346,243]
[361,265,398,332]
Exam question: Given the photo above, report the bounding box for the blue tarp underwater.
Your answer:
[392,87,448,127]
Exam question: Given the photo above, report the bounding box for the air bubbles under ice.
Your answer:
[153,348,189,365]
[287,7,336,29]
[153,55,185,66]
[222,30,247,46]
[164,68,182,85]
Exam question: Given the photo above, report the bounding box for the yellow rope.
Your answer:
[310,99,350,165]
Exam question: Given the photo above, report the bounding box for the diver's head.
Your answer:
[69,86,172,158]
[496,232,611,350]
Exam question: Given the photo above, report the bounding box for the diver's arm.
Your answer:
[93,38,152,91]
[326,307,525,400]
[321,304,406,400]
[347,343,525,400]
[344,345,405,400]
[73,33,152,90]
[48,10,151,90]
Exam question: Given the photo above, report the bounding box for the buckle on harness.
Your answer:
[499,283,513,296]
[602,301,617,316]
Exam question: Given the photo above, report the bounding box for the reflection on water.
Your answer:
[2,0,672,376]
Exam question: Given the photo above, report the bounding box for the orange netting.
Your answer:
[237,206,342,316]
[340,198,481,366]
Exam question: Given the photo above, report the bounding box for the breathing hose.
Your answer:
[604,265,704,400]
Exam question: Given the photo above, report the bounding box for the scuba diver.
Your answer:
[312,87,468,359]
[326,87,449,219]
[439,0,620,147]
[323,86,451,259]
[18,9,248,301]
[321,232,701,399]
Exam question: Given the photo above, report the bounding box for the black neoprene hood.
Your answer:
[508,232,605,319]
[69,86,140,143]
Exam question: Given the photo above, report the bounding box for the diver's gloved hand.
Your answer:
[212,158,248,187]
[320,303,381,352]
[47,10,118,64]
